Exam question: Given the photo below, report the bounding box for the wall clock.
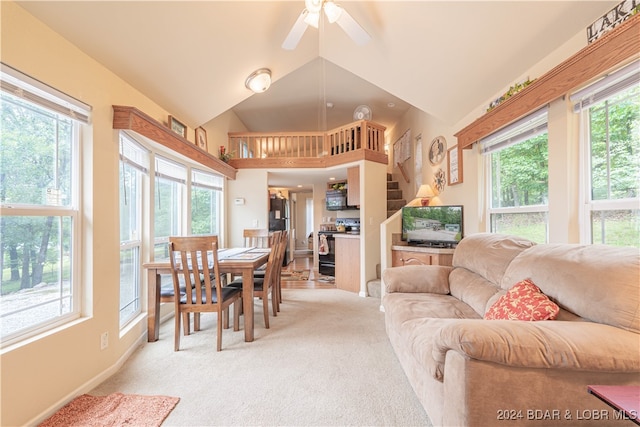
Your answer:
[428,135,447,165]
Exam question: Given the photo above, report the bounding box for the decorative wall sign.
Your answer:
[586,0,639,44]
[447,145,463,186]
[393,128,411,164]
[433,168,446,194]
[428,135,447,165]
[414,133,423,194]
[168,115,187,138]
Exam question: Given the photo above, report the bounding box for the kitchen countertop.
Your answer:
[333,233,360,239]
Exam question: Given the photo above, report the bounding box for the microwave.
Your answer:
[326,189,357,211]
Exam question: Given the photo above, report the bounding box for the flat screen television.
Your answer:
[401,205,464,247]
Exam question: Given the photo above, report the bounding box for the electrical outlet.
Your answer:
[252,219,259,227]
[100,332,109,350]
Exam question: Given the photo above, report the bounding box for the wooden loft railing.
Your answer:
[227,120,387,169]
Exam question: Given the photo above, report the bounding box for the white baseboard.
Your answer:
[26,332,147,426]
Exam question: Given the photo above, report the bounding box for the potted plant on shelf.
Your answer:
[219,146,233,163]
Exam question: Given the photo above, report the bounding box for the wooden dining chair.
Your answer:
[243,228,270,248]
[169,235,242,351]
[272,229,288,311]
[228,231,282,328]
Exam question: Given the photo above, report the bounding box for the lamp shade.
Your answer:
[245,68,272,93]
[415,184,435,198]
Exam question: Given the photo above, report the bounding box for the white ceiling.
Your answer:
[15,0,616,189]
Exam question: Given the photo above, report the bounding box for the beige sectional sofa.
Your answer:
[382,233,640,427]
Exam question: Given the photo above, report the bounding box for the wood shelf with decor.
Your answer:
[112,105,236,179]
[455,13,640,150]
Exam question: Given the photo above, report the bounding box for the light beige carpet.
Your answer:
[39,392,179,427]
[90,289,432,426]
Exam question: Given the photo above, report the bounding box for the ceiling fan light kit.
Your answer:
[245,68,272,93]
[323,1,343,23]
[282,0,370,50]
[304,10,320,28]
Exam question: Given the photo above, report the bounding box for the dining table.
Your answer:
[143,247,271,343]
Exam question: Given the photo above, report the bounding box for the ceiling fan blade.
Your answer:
[282,10,310,50]
[335,8,371,46]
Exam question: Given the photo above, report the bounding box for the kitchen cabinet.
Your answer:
[347,166,360,206]
[391,245,454,267]
[335,234,360,293]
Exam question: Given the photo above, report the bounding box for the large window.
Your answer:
[191,169,223,235]
[482,108,549,243]
[154,156,186,260]
[0,64,89,343]
[119,135,148,326]
[572,61,640,247]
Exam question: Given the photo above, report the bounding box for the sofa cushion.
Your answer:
[383,265,452,294]
[502,243,640,333]
[484,279,560,321]
[432,319,640,382]
[449,268,502,317]
[383,293,481,382]
[452,233,536,286]
[383,293,481,334]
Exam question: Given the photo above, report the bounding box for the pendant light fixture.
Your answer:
[245,68,272,93]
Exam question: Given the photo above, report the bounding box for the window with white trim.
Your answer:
[153,156,186,260]
[572,60,640,247]
[481,107,549,243]
[0,63,90,344]
[119,135,148,326]
[191,169,223,236]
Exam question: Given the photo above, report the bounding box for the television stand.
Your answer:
[391,243,455,267]
[414,242,455,249]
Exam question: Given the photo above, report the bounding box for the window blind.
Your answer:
[155,156,186,184]
[479,106,548,155]
[571,59,640,112]
[192,169,223,191]
[120,134,149,174]
[0,62,92,124]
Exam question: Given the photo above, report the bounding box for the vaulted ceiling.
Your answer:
[16,1,616,135]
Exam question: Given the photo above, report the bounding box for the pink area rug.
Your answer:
[39,392,180,427]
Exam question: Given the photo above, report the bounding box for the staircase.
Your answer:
[386,173,406,217]
[367,173,406,298]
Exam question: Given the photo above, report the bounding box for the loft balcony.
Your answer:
[227,120,387,169]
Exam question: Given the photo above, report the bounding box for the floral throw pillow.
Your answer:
[485,279,560,321]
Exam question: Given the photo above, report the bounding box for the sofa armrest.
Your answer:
[382,265,452,294]
[431,320,640,381]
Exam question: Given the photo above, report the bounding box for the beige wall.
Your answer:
[0,2,181,425]
[386,29,595,244]
[0,1,610,425]
[227,169,270,247]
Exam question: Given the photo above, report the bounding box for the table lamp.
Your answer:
[415,184,435,206]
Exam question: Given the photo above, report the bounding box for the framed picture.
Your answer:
[195,127,208,151]
[168,115,187,138]
[428,135,447,165]
[447,145,463,185]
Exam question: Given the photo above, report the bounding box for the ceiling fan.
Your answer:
[282,0,371,50]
